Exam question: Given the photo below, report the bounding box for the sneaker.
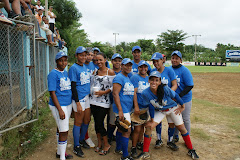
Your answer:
[85,138,95,148]
[188,149,199,159]
[73,146,85,158]
[136,142,143,151]
[173,135,179,143]
[154,139,163,149]
[131,147,138,158]
[0,12,13,25]
[120,155,134,160]
[56,153,73,159]
[114,149,123,155]
[137,152,150,160]
[79,140,90,149]
[167,141,179,151]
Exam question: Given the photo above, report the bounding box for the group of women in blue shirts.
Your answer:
[47,45,199,160]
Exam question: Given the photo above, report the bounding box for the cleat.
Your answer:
[188,149,199,159]
[85,138,95,148]
[73,146,85,158]
[114,149,123,155]
[56,152,73,159]
[131,147,138,158]
[173,135,179,143]
[79,140,90,149]
[154,139,163,149]
[167,141,179,151]
[137,152,150,160]
[120,155,134,160]
[136,142,143,151]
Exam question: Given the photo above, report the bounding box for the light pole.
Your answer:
[45,0,48,17]
[192,35,201,63]
[113,33,119,53]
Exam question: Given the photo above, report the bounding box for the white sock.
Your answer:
[56,132,60,155]
[58,140,67,160]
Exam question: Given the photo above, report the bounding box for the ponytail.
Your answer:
[157,83,165,105]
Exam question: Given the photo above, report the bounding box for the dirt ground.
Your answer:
[26,73,240,160]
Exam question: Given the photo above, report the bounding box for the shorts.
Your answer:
[115,112,131,123]
[109,104,116,125]
[153,106,183,126]
[72,95,90,112]
[49,103,72,132]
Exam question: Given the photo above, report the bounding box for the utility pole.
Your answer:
[113,33,119,53]
[45,0,48,17]
[192,35,201,63]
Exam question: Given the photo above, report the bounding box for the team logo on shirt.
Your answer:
[123,82,134,95]
[80,71,90,85]
[150,99,167,109]
[161,77,168,85]
[176,75,180,86]
[137,81,149,93]
[59,77,71,91]
[132,68,138,73]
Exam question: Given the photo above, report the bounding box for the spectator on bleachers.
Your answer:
[41,15,56,45]
[0,2,13,25]
[34,0,44,14]
[48,6,56,32]
[55,28,63,49]
[35,8,42,24]
[2,0,22,18]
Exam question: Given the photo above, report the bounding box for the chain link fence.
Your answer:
[0,20,59,133]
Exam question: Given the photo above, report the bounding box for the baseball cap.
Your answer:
[149,71,161,79]
[111,53,122,60]
[86,47,93,53]
[171,50,182,59]
[132,46,141,52]
[93,47,100,52]
[121,58,133,65]
[55,52,67,61]
[151,52,163,60]
[138,60,148,67]
[75,46,86,55]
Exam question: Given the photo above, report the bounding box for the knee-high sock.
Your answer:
[143,134,151,153]
[80,124,89,141]
[156,122,162,140]
[56,132,60,154]
[85,130,89,140]
[73,125,81,147]
[168,127,175,142]
[182,132,193,150]
[121,136,129,158]
[58,140,67,160]
[116,131,122,151]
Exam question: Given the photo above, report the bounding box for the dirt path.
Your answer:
[26,73,240,160]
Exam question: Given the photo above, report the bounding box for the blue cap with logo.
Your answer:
[138,60,148,67]
[149,71,161,78]
[151,52,163,60]
[55,52,68,61]
[76,46,86,55]
[111,53,123,60]
[121,58,133,65]
[132,46,141,52]
[93,47,100,52]
[171,50,182,59]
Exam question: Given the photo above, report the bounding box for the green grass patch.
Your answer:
[191,128,211,140]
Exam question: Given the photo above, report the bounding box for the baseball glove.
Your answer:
[131,110,150,126]
[115,116,131,132]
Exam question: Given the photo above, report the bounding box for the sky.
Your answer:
[74,0,240,50]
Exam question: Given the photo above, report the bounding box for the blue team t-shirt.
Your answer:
[112,73,134,113]
[151,67,176,88]
[48,69,72,106]
[171,65,194,103]
[131,60,152,75]
[130,74,149,109]
[68,63,90,100]
[85,61,95,74]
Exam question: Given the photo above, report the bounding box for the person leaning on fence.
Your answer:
[47,52,73,160]
[41,15,56,46]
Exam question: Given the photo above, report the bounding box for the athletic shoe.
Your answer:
[120,155,134,160]
[154,139,163,149]
[137,152,150,160]
[136,142,143,151]
[114,149,123,155]
[79,140,90,149]
[0,12,13,25]
[56,153,73,159]
[188,149,199,159]
[173,135,179,143]
[73,146,84,158]
[167,141,179,151]
[131,147,138,158]
[85,138,95,148]
[8,11,19,19]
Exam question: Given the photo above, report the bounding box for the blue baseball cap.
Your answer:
[111,53,123,60]
[149,71,161,78]
[76,46,86,55]
[132,46,141,52]
[138,60,148,67]
[93,47,100,52]
[171,50,182,59]
[121,58,133,65]
[55,52,68,61]
[151,52,163,60]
